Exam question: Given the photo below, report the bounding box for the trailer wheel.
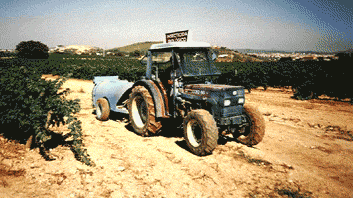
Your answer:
[96,98,110,121]
[236,104,265,146]
[183,109,218,156]
[128,85,162,136]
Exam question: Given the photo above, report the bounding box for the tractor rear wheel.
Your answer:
[183,109,218,156]
[128,86,162,136]
[96,98,110,121]
[236,104,265,146]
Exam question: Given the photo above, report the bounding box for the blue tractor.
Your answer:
[93,41,265,156]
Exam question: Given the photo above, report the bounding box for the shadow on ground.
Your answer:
[0,124,83,162]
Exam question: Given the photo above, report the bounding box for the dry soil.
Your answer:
[1,76,352,198]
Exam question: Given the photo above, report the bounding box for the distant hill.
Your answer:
[334,48,353,54]
[108,41,263,62]
[66,45,100,52]
[237,49,294,54]
[213,47,264,62]
[109,41,163,53]
[50,45,101,54]
[237,48,338,55]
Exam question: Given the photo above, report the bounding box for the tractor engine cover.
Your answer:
[180,84,246,125]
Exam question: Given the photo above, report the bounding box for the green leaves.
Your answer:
[0,59,94,166]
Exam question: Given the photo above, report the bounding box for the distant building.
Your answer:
[52,45,66,53]
[300,56,317,61]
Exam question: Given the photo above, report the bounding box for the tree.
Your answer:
[16,40,49,59]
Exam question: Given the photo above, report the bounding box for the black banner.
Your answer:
[166,30,188,43]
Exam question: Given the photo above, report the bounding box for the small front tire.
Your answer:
[96,98,110,121]
[183,109,218,156]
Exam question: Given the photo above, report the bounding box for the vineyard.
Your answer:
[3,53,350,101]
[216,60,352,101]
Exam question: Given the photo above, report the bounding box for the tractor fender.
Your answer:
[133,80,168,118]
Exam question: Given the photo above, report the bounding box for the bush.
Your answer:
[0,59,94,166]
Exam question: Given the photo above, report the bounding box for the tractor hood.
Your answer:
[181,84,245,100]
[184,84,243,92]
[180,84,246,119]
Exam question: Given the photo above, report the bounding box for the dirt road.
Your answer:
[1,77,352,197]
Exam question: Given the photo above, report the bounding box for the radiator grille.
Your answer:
[221,105,242,117]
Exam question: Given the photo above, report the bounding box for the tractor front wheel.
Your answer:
[183,109,218,156]
[128,86,162,136]
[236,104,265,146]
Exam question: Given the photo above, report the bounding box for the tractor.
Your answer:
[92,41,265,156]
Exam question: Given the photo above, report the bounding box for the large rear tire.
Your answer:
[128,86,162,136]
[236,104,265,146]
[96,98,110,121]
[183,109,218,156]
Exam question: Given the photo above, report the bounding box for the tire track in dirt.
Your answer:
[246,88,353,198]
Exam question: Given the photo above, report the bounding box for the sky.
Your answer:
[0,0,352,52]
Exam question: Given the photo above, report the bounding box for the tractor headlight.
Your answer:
[238,98,245,104]
[224,99,231,106]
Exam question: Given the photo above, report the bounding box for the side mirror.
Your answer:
[212,52,218,60]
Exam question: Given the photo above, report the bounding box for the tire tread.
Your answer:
[183,109,218,156]
[128,85,162,136]
[237,104,265,146]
